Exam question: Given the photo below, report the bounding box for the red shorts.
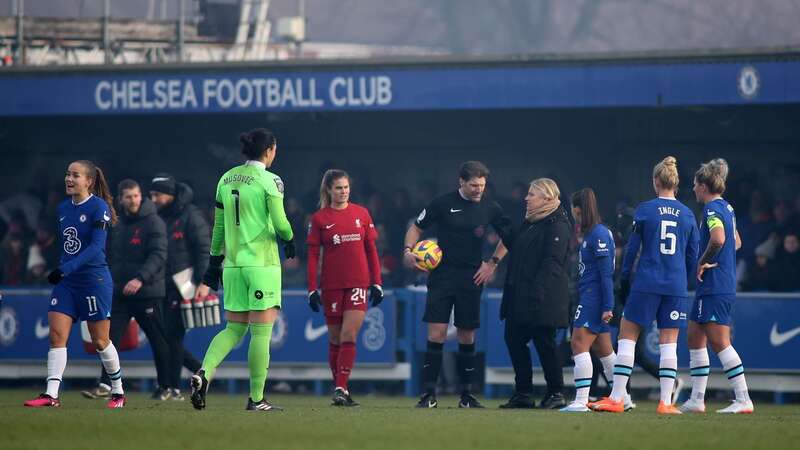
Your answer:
[322,287,368,324]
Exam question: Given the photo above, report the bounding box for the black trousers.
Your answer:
[161,288,202,388]
[100,297,171,388]
[504,321,564,395]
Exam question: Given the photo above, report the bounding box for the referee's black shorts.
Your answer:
[423,266,482,329]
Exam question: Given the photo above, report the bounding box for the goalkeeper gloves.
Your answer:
[369,285,384,307]
[203,255,224,291]
[283,239,296,259]
[308,290,321,313]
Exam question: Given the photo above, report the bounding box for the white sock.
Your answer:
[718,346,750,401]
[610,339,635,401]
[46,347,67,398]
[659,343,678,405]
[572,352,593,404]
[689,348,710,401]
[98,342,124,395]
[599,352,616,389]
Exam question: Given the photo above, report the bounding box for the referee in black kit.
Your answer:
[403,161,511,408]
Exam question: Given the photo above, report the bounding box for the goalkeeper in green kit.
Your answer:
[190,128,295,411]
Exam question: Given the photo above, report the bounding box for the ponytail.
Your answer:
[319,169,349,209]
[694,158,729,195]
[240,128,277,160]
[75,160,118,225]
[570,187,601,232]
[653,156,680,191]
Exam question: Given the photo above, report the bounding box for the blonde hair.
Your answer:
[530,178,560,200]
[318,169,349,209]
[653,156,679,191]
[694,158,728,195]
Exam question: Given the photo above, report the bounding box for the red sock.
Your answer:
[328,342,340,381]
[335,341,356,391]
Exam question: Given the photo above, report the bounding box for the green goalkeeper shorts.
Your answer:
[222,266,282,312]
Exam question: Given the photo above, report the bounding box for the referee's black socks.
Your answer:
[422,341,444,395]
[457,343,476,395]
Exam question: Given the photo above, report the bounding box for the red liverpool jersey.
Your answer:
[306,203,382,291]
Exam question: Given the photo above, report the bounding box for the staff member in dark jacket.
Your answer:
[499,178,571,409]
[82,179,172,400]
[150,174,209,399]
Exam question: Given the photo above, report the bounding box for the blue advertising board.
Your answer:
[0,289,396,365]
[1,60,799,116]
[483,292,800,371]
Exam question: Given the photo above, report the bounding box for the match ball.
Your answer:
[412,239,442,272]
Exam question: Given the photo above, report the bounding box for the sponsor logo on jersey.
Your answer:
[79,214,87,222]
[332,233,361,245]
[417,209,426,222]
[670,310,680,320]
[254,290,264,300]
[51,297,58,305]
[103,211,111,222]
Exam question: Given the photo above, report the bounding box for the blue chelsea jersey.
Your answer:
[57,195,111,277]
[697,198,737,296]
[621,197,699,297]
[578,224,616,311]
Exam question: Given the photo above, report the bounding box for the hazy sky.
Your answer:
[3,0,799,55]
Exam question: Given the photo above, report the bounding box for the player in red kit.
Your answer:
[306,169,383,407]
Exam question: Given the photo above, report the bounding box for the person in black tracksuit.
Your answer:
[83,179,172,399]
[499,178,571,409]
[403,161,511,409]
[149,174,209,398]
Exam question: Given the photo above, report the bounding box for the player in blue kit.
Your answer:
[24,160,127,409]
[681,158,753,414]
[592,156,699,415]
[561,188,621,412]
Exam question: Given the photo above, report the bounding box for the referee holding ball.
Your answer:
[403,161,511,408]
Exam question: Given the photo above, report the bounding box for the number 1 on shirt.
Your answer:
[232,189,241,226]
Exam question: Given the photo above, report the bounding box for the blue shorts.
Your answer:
[49,270,113,322]
[623,291,688,329]
[690,294,735,325]
[574,292,610,334]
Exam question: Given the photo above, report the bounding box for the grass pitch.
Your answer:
[2,390,798,450]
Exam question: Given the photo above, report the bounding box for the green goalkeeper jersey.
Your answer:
[210,160,294,267]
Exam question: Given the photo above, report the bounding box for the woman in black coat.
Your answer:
[498,178,572,409]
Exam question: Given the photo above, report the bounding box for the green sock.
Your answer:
[248,323,273,402]
[201,321,249,381]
